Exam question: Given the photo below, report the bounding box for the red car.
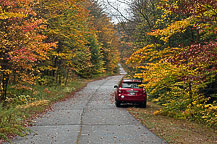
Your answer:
[114,79,147,107]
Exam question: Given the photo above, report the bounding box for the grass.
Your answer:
[128,102,217,144]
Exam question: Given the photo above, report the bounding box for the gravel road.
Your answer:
[9,67,167,144]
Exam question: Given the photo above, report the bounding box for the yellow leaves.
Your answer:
[152,98,160,102]
[16,100,50,109]
[209,106,217,110]
[52,52,69,57]
[192,101,197,105]
[205,104,213,108]
[135,62,163,92]
[196,104,203,108]
[127,44,177,68]
[148,18,192,42]
[126,0,217,127]
[126,44,161,66]
[0,12,26,20]
[153,110,161,115]
[3,69,12,75]
[203,9,217,18]
[202,116,208,119]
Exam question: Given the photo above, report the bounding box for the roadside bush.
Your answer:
[5,95,36,105]
[0,104,29,142]
[152,86,217,128]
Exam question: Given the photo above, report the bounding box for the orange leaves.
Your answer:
[0,0,56,100]
[0,0,119,101]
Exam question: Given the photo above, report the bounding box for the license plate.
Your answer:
[129,92,135,95]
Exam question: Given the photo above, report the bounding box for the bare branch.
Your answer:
[105,0,133,22]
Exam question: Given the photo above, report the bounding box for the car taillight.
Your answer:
[118,89,127,94]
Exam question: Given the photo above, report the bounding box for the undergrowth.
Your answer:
[0,77,90,142]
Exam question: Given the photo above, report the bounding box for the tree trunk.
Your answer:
[1,73,9,103]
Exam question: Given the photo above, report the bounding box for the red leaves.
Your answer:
[156,0,217,82]
[0,0,56,97]
[21,19,43,32]
[10,47,38,64]
[1,0,16,7]
[172,40,217,81]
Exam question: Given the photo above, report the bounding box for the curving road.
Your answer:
[9,67,166,144]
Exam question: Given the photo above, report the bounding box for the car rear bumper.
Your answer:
[116,95,146,103]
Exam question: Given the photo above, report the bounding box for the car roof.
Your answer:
[122,79,142,83]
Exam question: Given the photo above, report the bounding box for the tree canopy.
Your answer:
[0,0,120,102]
[123,0,216,128]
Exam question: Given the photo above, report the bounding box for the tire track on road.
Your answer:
[76,77,112,144]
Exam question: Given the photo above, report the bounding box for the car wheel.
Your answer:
[115,101,121,107]
[140,101,147,108]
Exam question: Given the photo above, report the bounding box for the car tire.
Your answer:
[140,101,147,108]
[115,101,121,107]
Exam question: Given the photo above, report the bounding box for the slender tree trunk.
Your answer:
[189,82,193,106]
[196,28,200,42]
[0,52,9,103]
[13,71,16,84]
[1,73,9,102]
[65,69,69,86]
[188,82,194,118]
[58,73,61,85]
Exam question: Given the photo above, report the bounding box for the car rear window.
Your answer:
[122,82,142,88]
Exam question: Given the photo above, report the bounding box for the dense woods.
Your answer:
[120,0,216,128]
[0,0,120,103]
[0,0,120,140]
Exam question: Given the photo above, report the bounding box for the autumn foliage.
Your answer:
[0,0,120,140]
[0,0,56,101]
[0,0,120,103]
[126,0,217,128]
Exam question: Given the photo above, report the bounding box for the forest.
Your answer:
[0,0,120,140]
[0,0,120,102]
[0,0,216,141]
[119,0,216,128]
